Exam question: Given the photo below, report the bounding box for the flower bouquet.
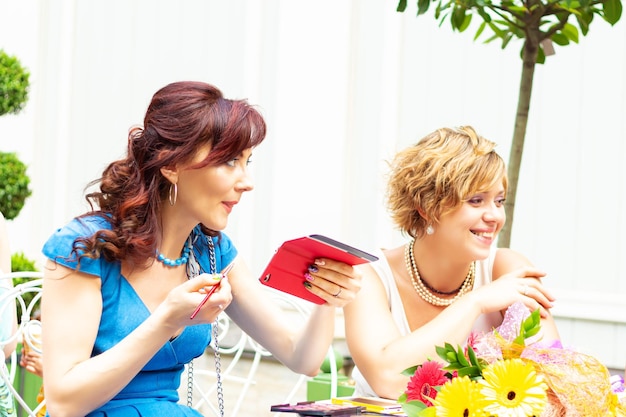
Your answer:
[398,303,626,416]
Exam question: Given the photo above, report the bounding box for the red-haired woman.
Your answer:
[41,81,362,417]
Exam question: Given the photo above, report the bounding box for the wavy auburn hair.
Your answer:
[75,81,266,267]
[386,126,507,239]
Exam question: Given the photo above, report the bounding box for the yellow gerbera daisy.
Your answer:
[434,375,486,417]
[480,358,547,417]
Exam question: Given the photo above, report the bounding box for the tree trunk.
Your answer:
[498,39,539,248]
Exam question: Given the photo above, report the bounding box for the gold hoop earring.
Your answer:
[169,183,177,206]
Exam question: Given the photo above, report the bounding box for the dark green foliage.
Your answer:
[0,49,30,116]
[11,252,40,321]
[435,342,487,379]
[398,0,622,63]
[11,251,37,273]
[0,152,32,220]
[434,309,543,379]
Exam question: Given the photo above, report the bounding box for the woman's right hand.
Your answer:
[163,273,233,326]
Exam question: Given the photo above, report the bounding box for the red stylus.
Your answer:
[189,262,234,319]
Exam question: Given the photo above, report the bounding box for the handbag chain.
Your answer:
[186,235,224,417]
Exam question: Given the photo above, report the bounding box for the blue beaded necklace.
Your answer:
[155,239,193,267]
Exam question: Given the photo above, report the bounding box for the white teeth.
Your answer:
[473,231,493,238]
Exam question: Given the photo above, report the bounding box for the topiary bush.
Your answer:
[11,251,37,273]
[0,49,30,116]
[0,152,32,220]
[11,252,40,321]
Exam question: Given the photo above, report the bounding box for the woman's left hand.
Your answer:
[303,258,363,307]
[20,348,44,378]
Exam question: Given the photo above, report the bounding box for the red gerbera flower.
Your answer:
[405,361,449,406]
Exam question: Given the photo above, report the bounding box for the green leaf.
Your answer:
[507,5,528,13]
[551,32,570,45]
[401,365,419,376]
[397,0,408,12]
[576,10,593,34]
[459,13,472,31]
[451,6,467,29]
[418,406,437,417]
[501,32,514,48]
[474,21,487,40]
[477,8,492,22]
[523,309,541,333]
[418,0,431,15]
[603,0,623,25]
[456,366,482,377]
[400,400,429,416]
[467,345,479,366]
[435,345,447,360]
[456,346,470,367]
[487,21,506,38]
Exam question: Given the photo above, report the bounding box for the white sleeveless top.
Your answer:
[350,246,502,398]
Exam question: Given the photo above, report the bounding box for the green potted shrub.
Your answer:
[10,252,42,413]
[0,49,30,116]
[11,251,40,325]
[0,152,32,220]
[1,49,32,220]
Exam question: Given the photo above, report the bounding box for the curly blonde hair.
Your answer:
[386,126,507,238]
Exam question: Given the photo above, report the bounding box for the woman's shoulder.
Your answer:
[366,246,398,286]
[42,214,113,267]
[45,214,111,243]
[492,247,532,268]
[488,247,534,281]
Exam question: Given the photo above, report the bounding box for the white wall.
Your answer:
[1,0,625,369]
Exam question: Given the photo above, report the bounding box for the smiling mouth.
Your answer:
[471,231,494,239]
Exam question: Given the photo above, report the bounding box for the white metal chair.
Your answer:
[187,289,338,417]
[0,271,45,417]
[0,272,339,417]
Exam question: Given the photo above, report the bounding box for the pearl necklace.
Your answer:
[156,239,192,267]
[404,239,475,307]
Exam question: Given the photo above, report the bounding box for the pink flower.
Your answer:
[465,330,480,356]
[405,361,449,406]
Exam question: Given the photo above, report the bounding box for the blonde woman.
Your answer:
[343,126,560,399]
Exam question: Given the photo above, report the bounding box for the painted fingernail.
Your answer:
[303,281,312,289]
[308,265,318,273]
[304,272,314,281]
[314,259,325,266]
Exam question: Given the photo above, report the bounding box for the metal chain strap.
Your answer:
[213,317,225,417]
[186,360,194,407]
[185,234,224,417]
[207,236,225,417]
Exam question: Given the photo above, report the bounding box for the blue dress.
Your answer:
[42,215,238,416]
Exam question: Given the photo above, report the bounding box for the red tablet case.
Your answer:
[259,234,378,304]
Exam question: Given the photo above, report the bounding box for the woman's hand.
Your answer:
[159,274,233,329]
[302,258,363,307]
[20,347,44,378]
[471,266,555,317]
